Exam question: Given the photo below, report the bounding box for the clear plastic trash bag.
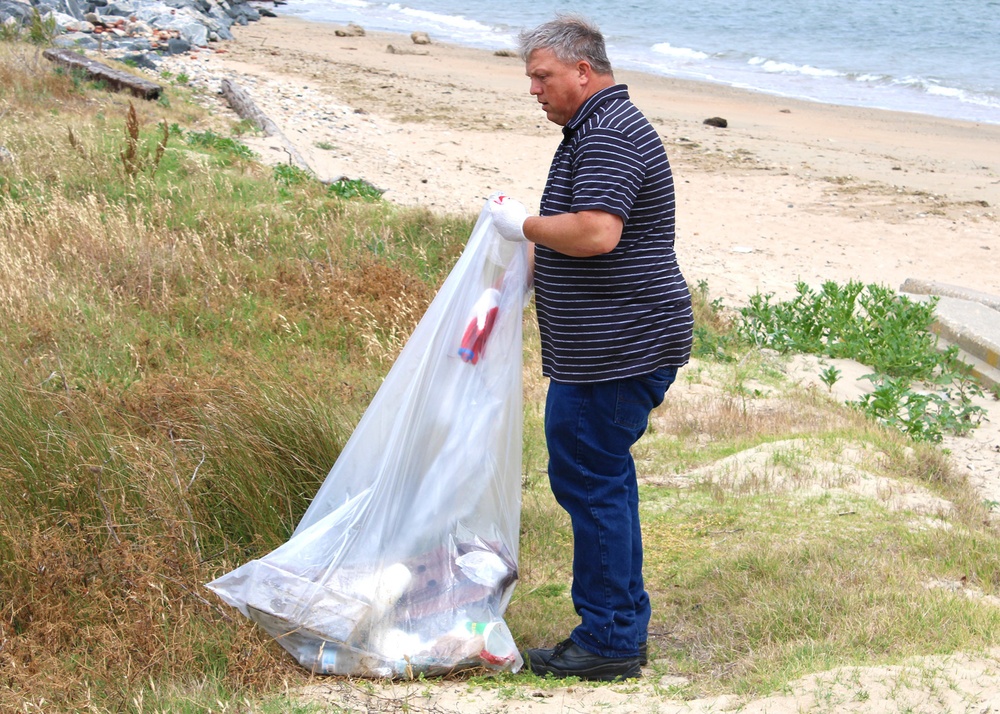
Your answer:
[206,199,530,678]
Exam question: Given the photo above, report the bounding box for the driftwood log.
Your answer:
[42,49,162,100]
[220,78,312,174]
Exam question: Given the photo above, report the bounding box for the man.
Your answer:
[489,15,694,681]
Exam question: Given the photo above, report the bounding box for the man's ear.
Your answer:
[576,60,592,84]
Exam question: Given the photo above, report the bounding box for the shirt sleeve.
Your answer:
[569,127,645,220]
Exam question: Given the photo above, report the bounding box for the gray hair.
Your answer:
[517,15,613,75]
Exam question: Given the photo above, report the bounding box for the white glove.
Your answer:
[489,192,529,242]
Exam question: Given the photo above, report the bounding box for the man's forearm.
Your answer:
[523,210,623,257]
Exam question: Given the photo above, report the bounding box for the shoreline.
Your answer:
[247,3,1000,128]
[159,16,999,304]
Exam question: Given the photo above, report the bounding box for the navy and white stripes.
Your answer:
[535,84,693,383]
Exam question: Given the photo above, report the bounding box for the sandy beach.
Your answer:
[160,15,999,309]
[155,15,1000,712]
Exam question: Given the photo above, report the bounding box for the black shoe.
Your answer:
[526,639,641,681]
[639,641,648,666]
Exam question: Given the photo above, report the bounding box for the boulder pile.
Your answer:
[0,0,269,58]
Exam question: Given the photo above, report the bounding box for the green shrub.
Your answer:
[738,280,985,441]
[327,177,384,201]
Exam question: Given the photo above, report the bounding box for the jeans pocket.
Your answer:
[613,366,679,429]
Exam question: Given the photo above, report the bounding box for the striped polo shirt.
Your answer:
[535,84,694,383]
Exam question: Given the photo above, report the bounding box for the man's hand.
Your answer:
[489,193,529,242]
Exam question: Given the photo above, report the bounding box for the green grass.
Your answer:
[3,36,1000,713]
[512,360,1000,697]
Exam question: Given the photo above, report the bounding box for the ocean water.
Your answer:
[274,0,1000,125]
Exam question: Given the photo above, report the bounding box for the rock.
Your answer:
[0,5,33,26]
[104,0,134,15]
[6,10,24,25]
[8,0,264,52]
[703,116,728,128]
[334,21,363,37]
[122,50,158,68]
[0,146,15,164]
[410,30,430,45]
[98,14,131,25]
[135,4,210,45]
[175,19,207,44]
[225,1,257,22]
[57,0,83,20]
[52,32,98,47]
[386,44,428,56]
[165,35,188,53]
[126,19,151,35]
[48,10,82,29]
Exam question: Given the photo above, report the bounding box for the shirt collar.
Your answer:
[563,84,630,136]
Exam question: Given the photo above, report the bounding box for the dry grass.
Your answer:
[0,39,473,711]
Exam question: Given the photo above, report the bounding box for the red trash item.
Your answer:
[458,288,500,364]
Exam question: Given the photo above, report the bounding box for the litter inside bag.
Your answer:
[207,199,529,678]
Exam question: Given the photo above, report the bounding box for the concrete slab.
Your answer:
[925,296,1000,370]
[900,283,1000,391]
[901,278,1000,312]
[934,336,1000,391]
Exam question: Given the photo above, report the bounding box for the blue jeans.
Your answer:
[544,366,678,659]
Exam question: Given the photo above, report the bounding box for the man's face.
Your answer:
[526,48,587,126]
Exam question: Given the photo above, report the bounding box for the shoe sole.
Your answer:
[529,660,642,682]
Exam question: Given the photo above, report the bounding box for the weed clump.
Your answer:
[738,280,985,441]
